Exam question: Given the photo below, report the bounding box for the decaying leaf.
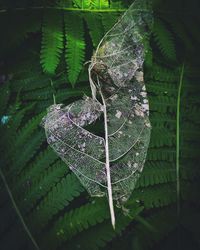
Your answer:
[42,0,153,228]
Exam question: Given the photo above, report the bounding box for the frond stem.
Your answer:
[0,169,40,250]
[176,62,185,219]
[0,7,126,13]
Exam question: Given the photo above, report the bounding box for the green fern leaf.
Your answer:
[28,173,84,230]
[91,0,109,9]
[14,112,45,149]
[65,204,142,250]
[147,82,177,96]
[147,148,176,162]
[137,161,176,188]
[150,128,175,147]
[147,64,178,82]
[150,113,175,128]
[64,13,85,86]
[101,12,119,32]
[12,130,44,175]
[84,13,104,47]
[132,183,176,209]
[14,147,58,198]
[73,0,92,8]
[20,161,67,213]
[42,199,109,249]
[149,96,176,113]
[153,18,176,61]
[40,10,64,74]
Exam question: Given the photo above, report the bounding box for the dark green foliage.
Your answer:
[64,12,86,85]
[153,18,176,61]
[0,0,200,249]
[84,13,104,47]
[40,10,64,74]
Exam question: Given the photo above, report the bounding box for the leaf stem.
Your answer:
[0,7,126,13]
[0,169,40,250]
[50,79,56,104]
[100,89,115,229]
[176,62,185,219]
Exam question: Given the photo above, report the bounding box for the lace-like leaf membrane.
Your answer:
[42,0,152,207]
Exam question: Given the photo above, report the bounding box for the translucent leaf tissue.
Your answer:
[42,0,153,229]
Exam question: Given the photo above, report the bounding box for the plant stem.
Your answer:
[0,169,40,250]
[0,7,126,13]
[100,90,115,229]
[176,63,185,219]
[50,79,56,104]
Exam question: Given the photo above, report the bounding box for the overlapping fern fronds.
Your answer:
[0,0,200,249]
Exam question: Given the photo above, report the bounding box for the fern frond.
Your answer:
[137,161,176,188]
[147,82,177,96]
[153,18,176,61]
[56,85,90,102]
[150,113,175,128]
[84,13,104,47]
[11,75,50,92]
[15,147,58,198]
[42,199,109,249]
[14,112,45,149]
[19,161,67,213]
[40,10,64,74]
[110,1,125,9]
[147,64,178,82]
[64,204,143,250]
[22,87,53,101]
[147,148,176,162]
[12,130,44,175]
[161,15,194,52]
[101,12,119,31]
[29,173,84,230]
[150,128,175,147]
[149,96,176,113]
[9,104,35,131]
[73,0,92,8]
[91,0,109,9]
[57,0,73,8]
[132,183,176,209]
[64,13,85,86]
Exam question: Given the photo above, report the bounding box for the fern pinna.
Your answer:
[0,0,200,249]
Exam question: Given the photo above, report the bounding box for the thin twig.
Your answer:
[50,79,56,104]
[0,6,126,13]
[176,62,185,219]
[0,169,40,249]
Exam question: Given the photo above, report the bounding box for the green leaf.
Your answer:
[84,13,104,47]
[40,10,64,74]
[64,13,85,86]
[28,173,84,230]
[153,18,176,61]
